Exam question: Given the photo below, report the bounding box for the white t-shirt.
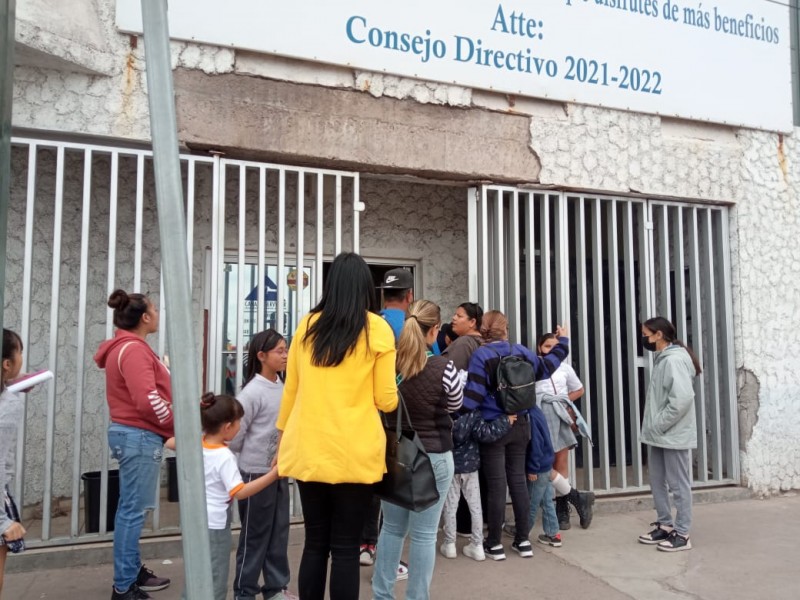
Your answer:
[535,362,583,397]
[203,442,245,529]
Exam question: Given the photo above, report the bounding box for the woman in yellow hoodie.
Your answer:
[276,252,398,600]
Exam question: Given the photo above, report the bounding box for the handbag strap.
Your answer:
[382,389,415,434]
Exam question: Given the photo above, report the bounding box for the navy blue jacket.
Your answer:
[464,338,569,420]
[526,405,555,475]
[452,409,512,474]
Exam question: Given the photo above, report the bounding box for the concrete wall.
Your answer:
[8,0,800,495]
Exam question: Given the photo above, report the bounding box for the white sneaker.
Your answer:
[462,543,485,561]
[439,541,457,558]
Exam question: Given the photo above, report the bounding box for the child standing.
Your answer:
[172,393,279,600]
[527,404,562,548]
[229,329,293,600]
[440,408,514,561]
[1,329,26,596]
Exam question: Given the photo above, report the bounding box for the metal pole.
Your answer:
[139,2,213,598]
[0,0,16,338]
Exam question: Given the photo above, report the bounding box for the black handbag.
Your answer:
[374,391,440,512]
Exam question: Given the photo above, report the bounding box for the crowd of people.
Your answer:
[0,251,702,600]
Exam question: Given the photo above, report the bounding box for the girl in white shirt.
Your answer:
[170,393,278,600]
[536,333,595,531]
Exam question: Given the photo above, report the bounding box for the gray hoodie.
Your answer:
[0,389,23,534]
[641,344,698,450]
[228,374,282,473]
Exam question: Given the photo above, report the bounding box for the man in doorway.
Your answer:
[359,267,414,580]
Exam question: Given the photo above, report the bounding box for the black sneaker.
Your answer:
[638,522,672,545]
[111,584,152,600]
[556,496,571,530]
[537,533,563,547]
[483,543,506,561]
[136,564,170,592]
[511,540,533,558]
[657,530,692,552]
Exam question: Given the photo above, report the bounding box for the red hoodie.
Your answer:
[94,330,174,439]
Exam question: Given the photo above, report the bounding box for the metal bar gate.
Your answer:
[468,185,739,494]
[5,136,361,547]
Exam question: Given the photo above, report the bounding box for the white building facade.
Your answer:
[5,0,800,546]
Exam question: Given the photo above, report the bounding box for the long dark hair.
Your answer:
[643,316,702,376]
[199,392,244,435]
[304,252,379,367]
[244,328,285,385]
[458,302,483,332]
[108,289,150,330]
[2,329,23,391]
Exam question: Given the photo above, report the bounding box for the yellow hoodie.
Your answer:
[276,312,398,484]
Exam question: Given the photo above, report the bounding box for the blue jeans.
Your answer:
[373,451,454,600]
[527,473,559,538]
[108,423,164,591]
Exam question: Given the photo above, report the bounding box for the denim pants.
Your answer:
[296,481,374,600]
[373,451,454,600]
[648,446,693,536]
[527,472,559,538]
[108,423,164,591]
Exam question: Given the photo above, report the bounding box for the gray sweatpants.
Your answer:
[182,523,232,600]
[441,471,483,546]
[648,446,693,536]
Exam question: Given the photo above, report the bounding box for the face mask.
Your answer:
[642,335,657,352]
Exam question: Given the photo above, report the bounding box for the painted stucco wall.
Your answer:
[8,0,799,495]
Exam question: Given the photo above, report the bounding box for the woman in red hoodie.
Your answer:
[94,290,173,600]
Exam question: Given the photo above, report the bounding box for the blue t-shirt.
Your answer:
[380,308,405,343]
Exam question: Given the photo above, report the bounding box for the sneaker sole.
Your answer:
[511,545,534,558]
[138,584,169,592]
[638,537,667,545]
[657,541,692,552]
[538,538,562,548]
[486,553,506,561]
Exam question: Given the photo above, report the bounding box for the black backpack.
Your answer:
[489,346,538,414]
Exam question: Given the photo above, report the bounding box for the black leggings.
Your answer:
[296,481,374,600]
[480,416,532,546]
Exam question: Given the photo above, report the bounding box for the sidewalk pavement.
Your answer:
[4,492,798,599]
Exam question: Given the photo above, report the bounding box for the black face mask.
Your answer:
[642,335,657,352]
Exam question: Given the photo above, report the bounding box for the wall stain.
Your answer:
[778,134,788,183]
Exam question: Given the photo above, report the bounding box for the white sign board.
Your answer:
[117,0,793,132]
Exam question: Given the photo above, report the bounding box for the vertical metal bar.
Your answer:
[134,154,145,291]
[0,0,16,341]
[479,186,490,309]
[208,157,224,392]
[277,170,286,336]
[572,196,593,491]
[236,165,246,392]
[352,173,360,253]
[139,2,213,595]
[554,193,570,332]
[296,172,305,328]
[508,191,521,342]
[672,207,687,340]
[700,209,722,480]
[657,204,671,320]
[540,195,552,331]
[15,143,36,507]
[334,174,342,256]
[687,208,708,483]
[606,200,626,489]
[71,149,93,537]
[591,197,610,490]
[42,145,65,540]
[315,174,323,305]
[258,168,266,332]
[186,159,195,287]
[101,151,120,536]
[525,193,537,348]
[622,202,643,487]
[716,208,739,480]
[467,188,478,302]
[493,189,505,311]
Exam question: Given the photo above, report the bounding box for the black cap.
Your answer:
[379,268,413,290]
